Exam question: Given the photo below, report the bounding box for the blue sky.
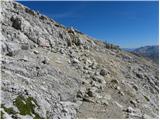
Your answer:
[19,1,158,48]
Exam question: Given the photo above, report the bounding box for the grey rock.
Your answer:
[1,42,8,55]
[86,87,97,97]
[130,100,137,107]
[99,68,108,76]
[77,87,86,98]
[110,79,119,84]
[72,58,79,64]
[92,76,106,84]
[125,106,135,113]
[33,50,39,54]
[136,73,144,79]
[59,48,65,54]
[21,43,29,50]
[11,16,22,30]
[66,38,72,46]
[42,57,49,64]
[6,42,21,56]
[83,45,89,50]
[37,37,50,47]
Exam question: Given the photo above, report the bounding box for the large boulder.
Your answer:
[37,37,50,47]
[5,42,21,56]
[99,68,109,76]
[11,16,22,30]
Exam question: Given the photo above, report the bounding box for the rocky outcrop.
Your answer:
[133,45,159,64]
[0,1,159,119]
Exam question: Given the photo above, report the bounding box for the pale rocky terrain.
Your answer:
[0,1,159,119]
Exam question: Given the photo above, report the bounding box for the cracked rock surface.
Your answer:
[0,1,159,119]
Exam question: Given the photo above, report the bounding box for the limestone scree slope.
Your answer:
[0,1,159,119]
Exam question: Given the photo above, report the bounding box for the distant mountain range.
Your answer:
[124,45,159,63]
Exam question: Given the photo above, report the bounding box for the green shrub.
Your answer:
[144,95,150,102]
[14,95,41,119]
[1,111,4,119]
[1,104,17,115]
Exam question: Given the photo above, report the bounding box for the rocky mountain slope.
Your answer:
[0,1,159,119]
[133,45,159,64]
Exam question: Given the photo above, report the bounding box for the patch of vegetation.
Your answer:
[144,95,150,102]
[25,7,36,16]
[105,42,120,50]
[1,111,4,119]
[13,95,42,119]
[46,111,50,119]
[55,23,61,28]
[1,104,17,115]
